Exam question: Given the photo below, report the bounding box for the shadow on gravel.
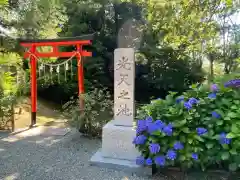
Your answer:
[0,128,153,180]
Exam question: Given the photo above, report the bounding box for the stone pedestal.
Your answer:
[101,120,138,160]
[90,121,151,175]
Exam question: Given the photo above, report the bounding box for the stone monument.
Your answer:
[90,48,143,172]
[90,18,149,175]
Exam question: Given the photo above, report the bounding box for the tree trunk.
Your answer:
[208,59,214,82]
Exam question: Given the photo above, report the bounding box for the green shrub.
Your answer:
[134,77,240,172]
[63,88,113,137]
[0,71,18,129]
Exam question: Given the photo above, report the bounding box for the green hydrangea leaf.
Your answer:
[231,105,238,110]
[194,135,204,142]
[224,116,231,121]
[230,149,237,155]
[182,127,190,133]
[206,143,214,149]
[179,155,186,161]
[216,120,223,126]
[229,163,237,171]
[221,152,230,160]
[226,133,237,139]
[227,112,238,118]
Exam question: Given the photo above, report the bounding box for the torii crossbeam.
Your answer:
[19,34,93,127]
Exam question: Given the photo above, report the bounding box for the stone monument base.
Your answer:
[90,120,151,176]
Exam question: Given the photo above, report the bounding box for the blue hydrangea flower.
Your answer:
[147,122,158,134]
[154,155,165,166]
[188,97,199,105]
[219,132,231,145]
[212,111,221,119]
[224,79,240,88]
[174,141,184,150]
[196,127,208,136]
[163,124,173,136]
[136,120,147,134]
[145,158,153,166]
[166,149,177,160]
[149,143,160,154]
[184,102,192,110]
[192,153,198,160]
[133,135,147,145]
[176,96,184,103]
[208,93,216,99]
[211,84,219,92]
[136,156,145,165]
[155,120,165,130]
[145,116,153,126]
[147,120,166,134]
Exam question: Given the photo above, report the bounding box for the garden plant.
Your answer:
[134,77,240,172]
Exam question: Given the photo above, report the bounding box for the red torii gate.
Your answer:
[19,35,93,127]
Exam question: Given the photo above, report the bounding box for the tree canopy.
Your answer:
[0,0,239,103]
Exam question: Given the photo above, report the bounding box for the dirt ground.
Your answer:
[3,97,67,131]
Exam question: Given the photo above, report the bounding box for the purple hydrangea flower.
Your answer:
[145,158,153,166]
[208,93,216,99]
[154,155,165,166]
[176,96,184,103]
[212,111,221,119]
[224,79,240,88]
[219,132,231,145]
[188,97,199,105]
[163,124,173,136]
[136,120,147,134]
[166,149,177,160]
[133,135,147,145]
[149,143,161,154]
[192,153,198,160]
[184,102,192,110]
[211,84,219,92]
[196,127,208,136]
[136,156,145,165]
[174,141,184,150]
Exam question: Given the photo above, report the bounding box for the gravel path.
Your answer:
[0,127,161,180]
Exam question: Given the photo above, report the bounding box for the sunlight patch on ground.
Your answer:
[1,126,71,143]
[3,173,19,180]
[1,127,45,142]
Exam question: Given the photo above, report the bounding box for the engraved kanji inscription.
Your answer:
[118,90,130,99]
[116,104,132,116]
[116,56,131,70]
[118,74,130,86]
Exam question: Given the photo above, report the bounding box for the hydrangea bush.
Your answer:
[133,79,240,171]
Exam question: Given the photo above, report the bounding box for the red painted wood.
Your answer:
[20,40,91,47]
[30,45,37,114]
[76,44,84,94]
[76,44,85,111]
